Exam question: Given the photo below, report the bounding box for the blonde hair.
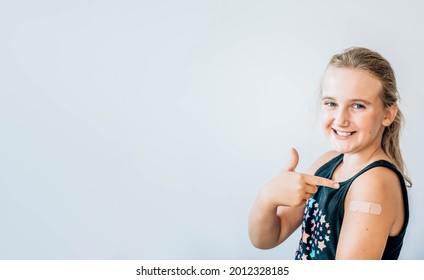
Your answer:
[325,47,412,186]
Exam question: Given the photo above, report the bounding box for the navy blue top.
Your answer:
[294,154,409,260]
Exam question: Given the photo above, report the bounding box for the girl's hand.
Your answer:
[263,148,340,207]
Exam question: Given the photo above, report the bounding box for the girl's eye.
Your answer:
[352,104,366,109]
[324,101,337,107]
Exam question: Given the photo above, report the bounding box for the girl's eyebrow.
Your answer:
[351,99,372,105]
[321,96,372,105]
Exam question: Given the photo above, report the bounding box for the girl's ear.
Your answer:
[382,103,398,127]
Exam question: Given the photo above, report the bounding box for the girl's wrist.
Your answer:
[259,182,281,210]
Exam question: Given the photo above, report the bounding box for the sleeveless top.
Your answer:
[294,154,409,260]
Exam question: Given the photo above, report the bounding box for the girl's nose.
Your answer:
[333,108,350,127]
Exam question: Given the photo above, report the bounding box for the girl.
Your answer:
[248,47,410,260]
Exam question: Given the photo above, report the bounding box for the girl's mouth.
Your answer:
[333,129,356,137]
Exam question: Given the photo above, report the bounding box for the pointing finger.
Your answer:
[303,174,340,189]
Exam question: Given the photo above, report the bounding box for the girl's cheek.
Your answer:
[321,111,333,125]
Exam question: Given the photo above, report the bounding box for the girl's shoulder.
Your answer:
[349,163,403,199]
[306,150,341,175]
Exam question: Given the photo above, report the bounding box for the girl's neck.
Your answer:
[334,146,388,182]
[343,146,385,168]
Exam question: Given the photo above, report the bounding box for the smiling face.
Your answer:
[321,66,393,156]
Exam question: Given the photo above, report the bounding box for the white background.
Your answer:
[0,0,423,259]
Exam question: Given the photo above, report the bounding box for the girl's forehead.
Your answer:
[322,66,382,100]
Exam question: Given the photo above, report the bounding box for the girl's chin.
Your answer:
[329,143,353,154]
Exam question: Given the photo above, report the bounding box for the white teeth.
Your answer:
[335,130,353,136]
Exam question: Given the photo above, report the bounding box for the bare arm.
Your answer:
[248,185,304,249]
[248,149,340,249]
[336,167,404,259]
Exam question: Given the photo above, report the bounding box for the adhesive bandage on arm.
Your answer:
[349,200,382,215]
